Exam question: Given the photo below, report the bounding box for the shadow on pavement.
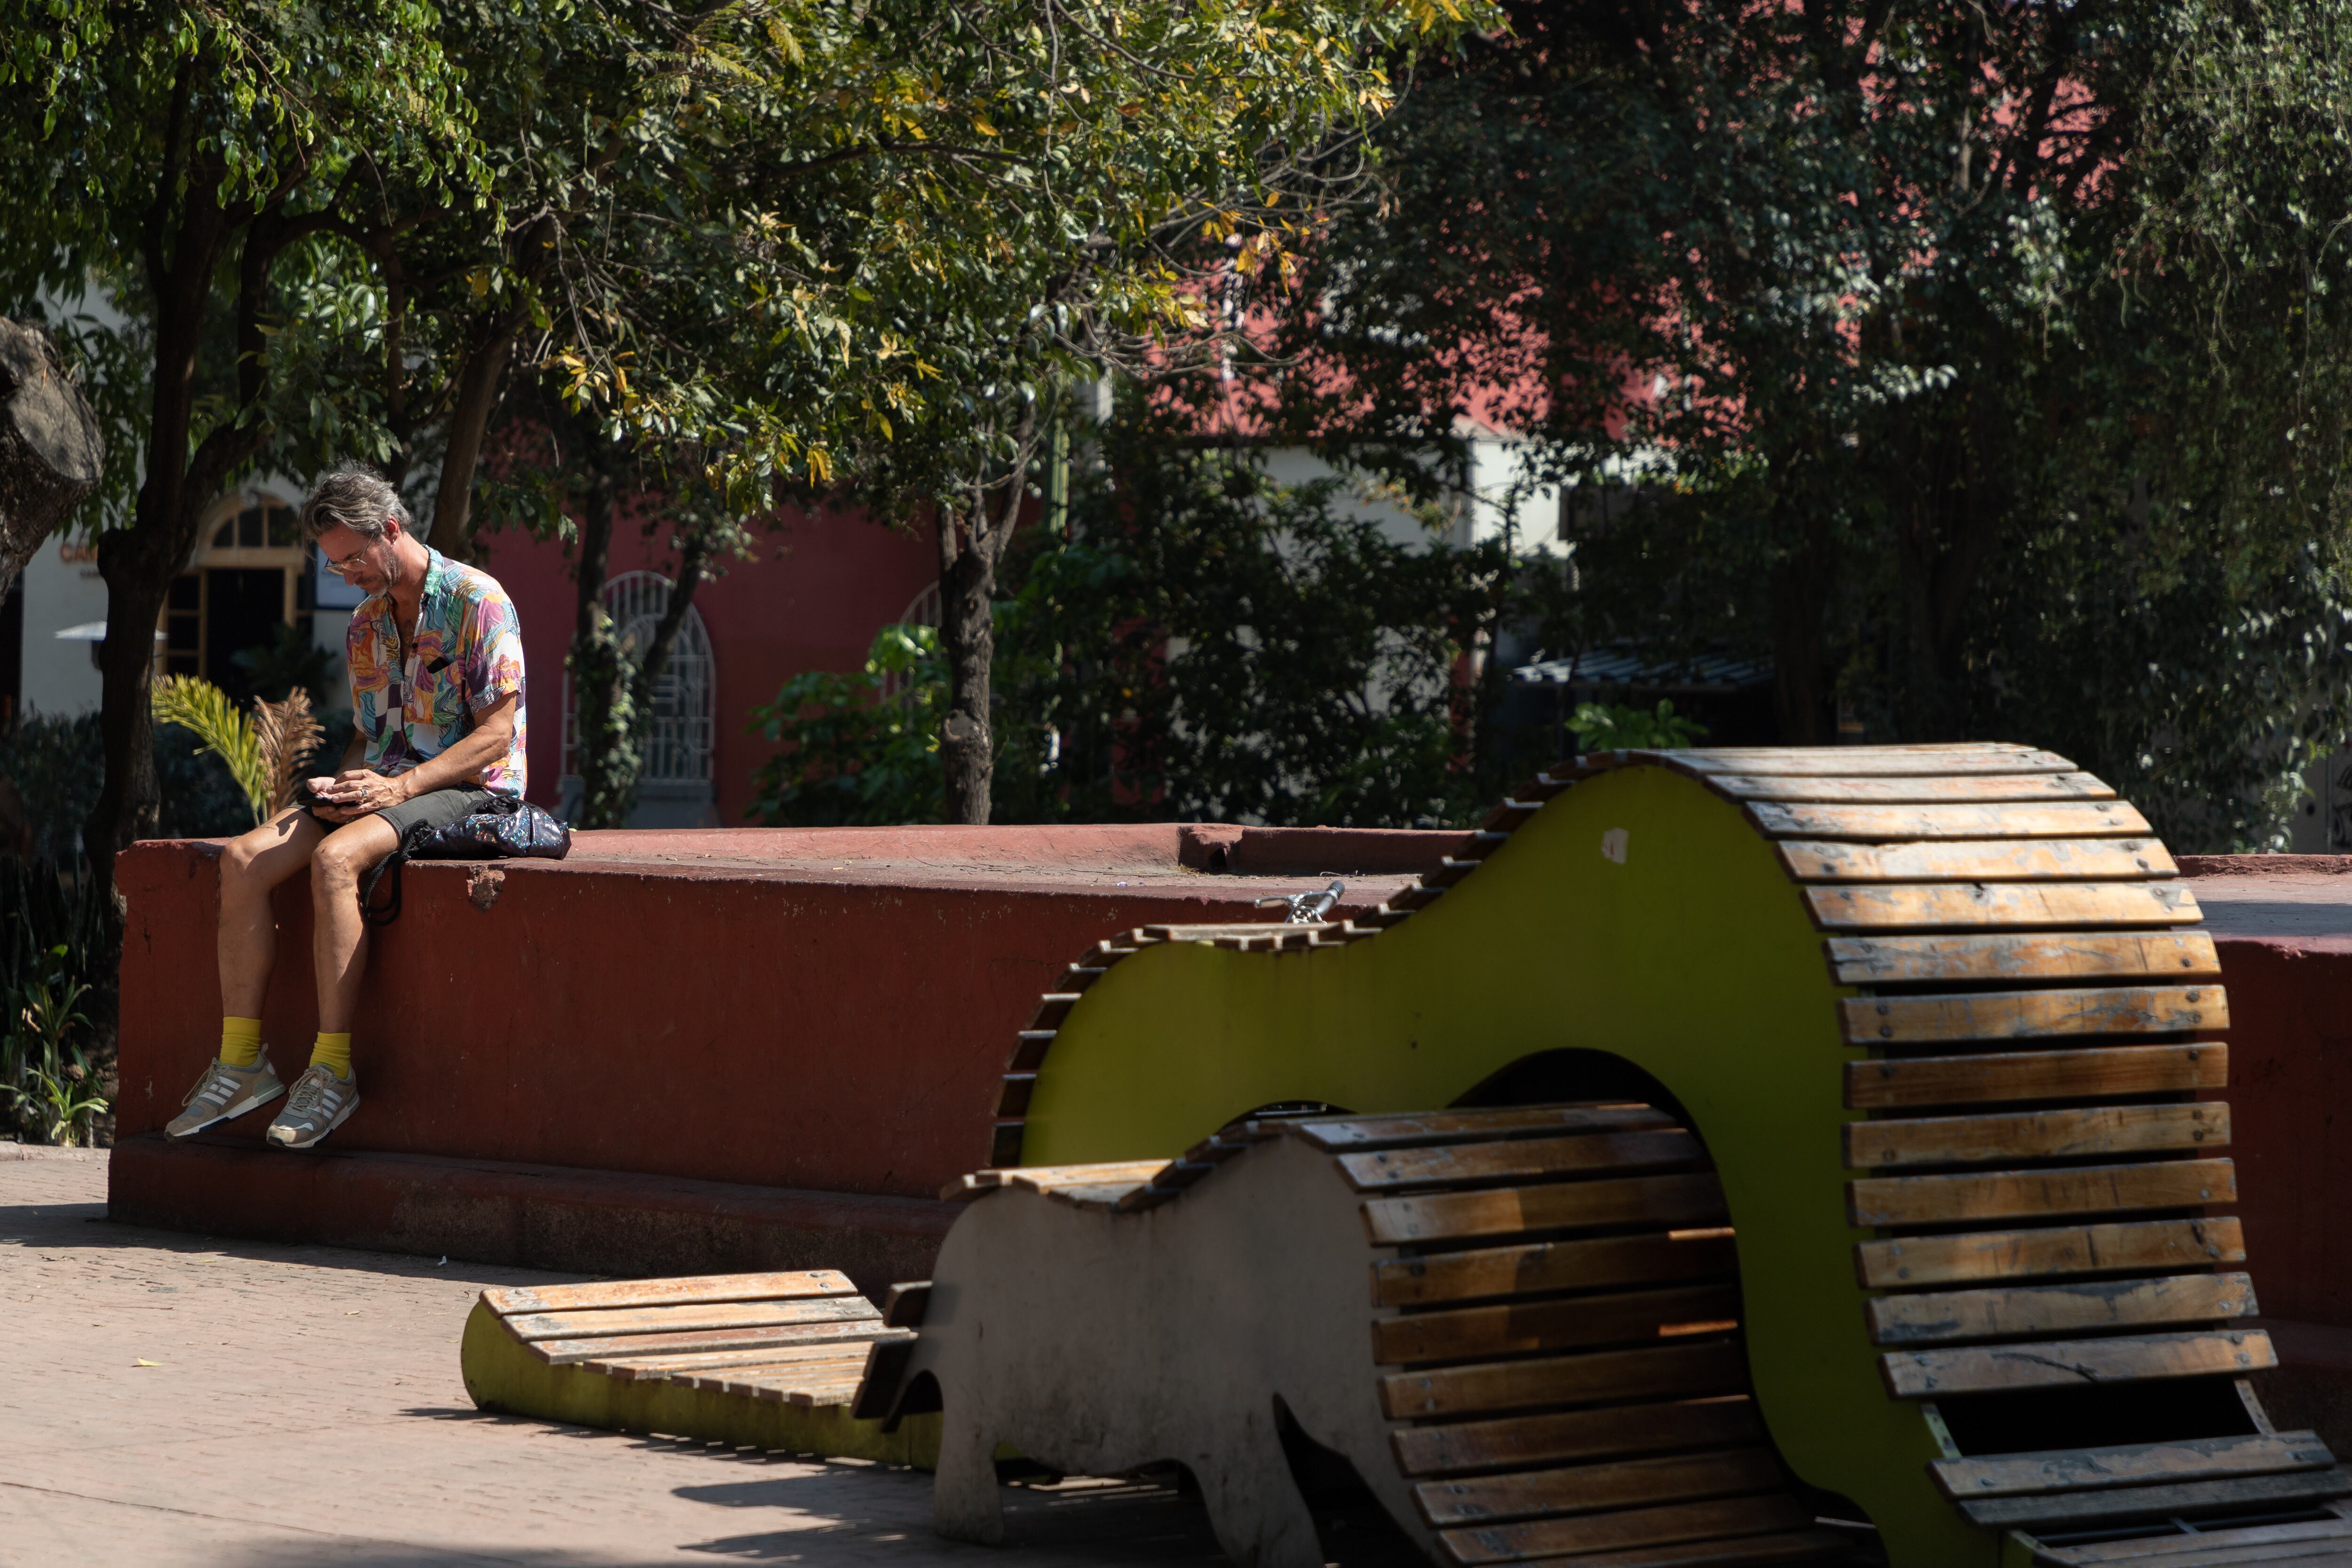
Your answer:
[673,1473,1225,1563]
[213,1547,702,1568]
[0,1197,582,1290]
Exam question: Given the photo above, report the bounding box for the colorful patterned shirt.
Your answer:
[346,547,528,797]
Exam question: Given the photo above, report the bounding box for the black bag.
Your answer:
[360,796,570,927]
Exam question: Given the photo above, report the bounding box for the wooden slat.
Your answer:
[1036,1182,1156,1208]
[1931,1431,2336,1501]
[1865,1273,2257,1345]
[534,1320,899,1365]
[1375,1282,1743,1366]
[1363,1172,1729,1246]
[1391,1399,1764,1478]
[850,1337,916,1422]
[1007,1161,1176,1193]
[2047,1540,2352,1567]
[881,1282,930,1329]
[677,1353,872,1392]
[1844,1104,2230,1169]
[1783,838,2176,884]
[1839,985,2225,1045]
[1414,1448,1785,1527]
[1807,882,2200,931]
[1825,932,2221,986]
[581,1334,908,1379]
[480,1270,857,1317]
[1960,1469,2352,1529]
[1713,771,2116,804]
[1437,1492,1814,1566]
[1028,992,1082,1028]
[1748,801,2150,840]
[1881,1328,2275,1398]
[1380,1340,1748,1421]
[1340,1130,1704,1191]
[2109,1544,2352,1567]
[504,1297,878,1343]
[1293,1104,1676,1151]
[1856,1218,2245,1289]
[1375,1230,1739,1309]
[1138,922,1340,941]
[1446,1531,1859,1568]
[944,1159,1173,1200]
[2042,1517,2352,1564]
[1847,1158,2235,1227]
[784,1381,869,1409]
[1845,1043,2225,1110]
[1668,747,2075,777]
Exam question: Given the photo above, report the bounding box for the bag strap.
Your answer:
[358,818,438,928]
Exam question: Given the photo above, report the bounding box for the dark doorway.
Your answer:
[203,569,284,707]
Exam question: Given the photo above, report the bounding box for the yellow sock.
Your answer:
[310,1031,352,1079]
[220,1016,262,1069]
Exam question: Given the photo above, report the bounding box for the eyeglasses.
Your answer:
[321,524,391,578]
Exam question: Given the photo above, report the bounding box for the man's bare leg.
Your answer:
[262,815,400,1150]
[217,807,327,1017]
[168,808,324,1139]
[310,814,400,1036]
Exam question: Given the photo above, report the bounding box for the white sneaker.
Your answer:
[266,1064,359,1150]
[166,1053,285,1138]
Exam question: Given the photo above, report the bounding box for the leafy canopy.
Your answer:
[1259,0,2352,847]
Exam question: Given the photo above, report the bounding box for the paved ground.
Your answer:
[0,1146,1239,1568]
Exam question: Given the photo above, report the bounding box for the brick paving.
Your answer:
[0,1146,1231,1567]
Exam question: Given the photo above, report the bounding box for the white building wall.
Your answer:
[1255,438,1562,557]
[16,477,363,719]
[20,537,110,716]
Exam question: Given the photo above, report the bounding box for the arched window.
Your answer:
[877,580,943,700]
[560,571,716,824]
[159,493,310,698]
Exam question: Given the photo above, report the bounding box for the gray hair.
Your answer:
[300,461,411,542]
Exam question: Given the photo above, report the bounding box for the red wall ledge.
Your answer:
[112,824,1448,1200]
[110,1132,954,1303]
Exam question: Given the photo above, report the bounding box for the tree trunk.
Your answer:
[566,441,628,828]
[936,507,1001,824]
[589,528,714,828]
[0,321,104,605]
[88,548,171,855]
[425,317,522,556]
[1769,527,1831,745]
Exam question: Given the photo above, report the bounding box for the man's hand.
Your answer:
[306,769,411,823]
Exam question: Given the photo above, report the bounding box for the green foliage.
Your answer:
[0,0,479,538]
[748,427,1527,829]
[993,437,1514,828]
[1259,0,2352,850]
[0,713,253,857]
[1,943,104,1147]
[746,626,949,827]
[149,676,266,824]
[0,714,104,864]
[148,676,323,826]
[1566,702,1707,754]
[230,624,337,706]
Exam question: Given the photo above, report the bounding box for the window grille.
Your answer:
[560,571,715,785]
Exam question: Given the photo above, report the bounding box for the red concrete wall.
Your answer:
[113,827,1433,1200]
[2211,935,2352,1329]
[119,832,2352,1333]
[472,507,939,826]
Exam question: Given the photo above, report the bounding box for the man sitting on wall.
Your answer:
[166,461,529,1149]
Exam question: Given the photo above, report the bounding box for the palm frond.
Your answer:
[150,676,267,824]
[251,689,324,818]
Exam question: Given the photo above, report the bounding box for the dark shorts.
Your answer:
[304,784,494,839]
